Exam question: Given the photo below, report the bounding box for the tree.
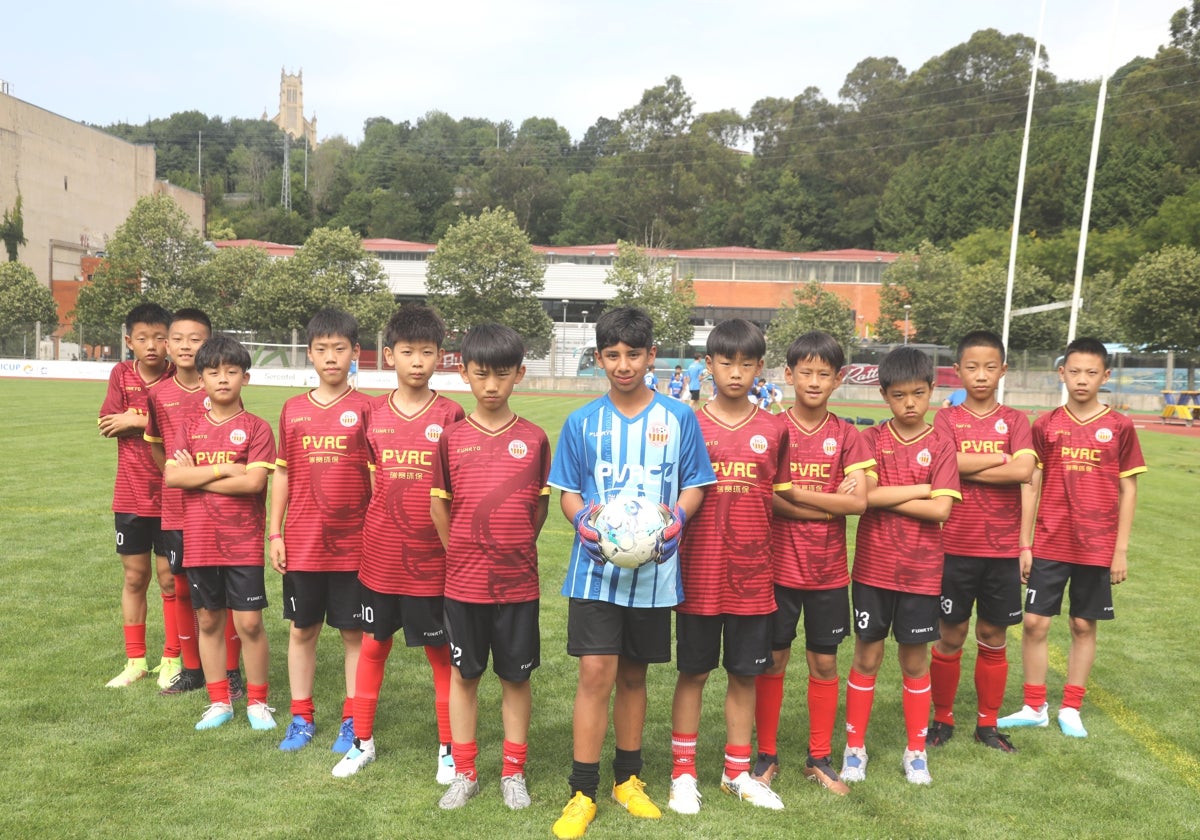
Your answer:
[424,208,552,357]
[763,281,856,367]
[603,240,696,351]
[876,242,965,344]
[0,196,28,261]
[1118,247,1200,383]
[0,262,57,352]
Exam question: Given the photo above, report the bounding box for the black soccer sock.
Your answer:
[612,748,643,786]
[569,760,601,802]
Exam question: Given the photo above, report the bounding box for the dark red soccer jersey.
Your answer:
[145,376,210,530]
[853,421,962,596]
[360,392,465,596]
[771,412,876,590]
[936,404,1035,558]
[1031,406,1146,567]
[101,360,173,516]
[176,410,276,568]
[431,415,550,605]
[276,389,373,572]
[679,407,792,615]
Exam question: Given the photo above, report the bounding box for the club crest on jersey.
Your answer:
[1095,427,1113,443]
[647,423,670,448]
[425,424,444,443]
[340,410,359,428]
[749,434,769,454]
[916,447,932,467]
[229,428,247,445]
[994,418,1008,434]
[508,440,528,459]
[203,397,212,410]
[823,437,838,456]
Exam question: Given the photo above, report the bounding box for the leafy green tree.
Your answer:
[196,244,275,328]
[948,262,1067,351]
[1117,245,1200,359]
[0,262,57,351]
[764,281,856,367]
[603,240,696,351]
[877,241,965,344]
[0,196,28,261]
[425,208,552,357]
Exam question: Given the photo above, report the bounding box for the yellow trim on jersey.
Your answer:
[1012,448,1036,461]
[539,486,552,497]
[247,461,276,472]
[386,389,439,421]
[1063,405,1111,425]
[305,387,355,410]
[844,458,876,474]
[772,481,794,492]
[1119,465,1148,478]
[275,457,289,468]
[431,487,453,500]
[884,420,935,446]
[931,488,962,501]
[700,403,759,432]
[866,469,880,481]
[143,432,163,444]
[464,414,519,437]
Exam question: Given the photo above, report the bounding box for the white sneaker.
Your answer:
[501,773,531,810]
[195,702,234,731]
[332,737,376,778]
[436,743,456,784]
[1057,707,1088,738]
[902,749,932,785]
[720,771,784,810]
[247,701,277,731]
[105,657,148,688]
[668,774,702,815]
[997,703,1049,728]
[841,745,869,783]
[438,773,479,810]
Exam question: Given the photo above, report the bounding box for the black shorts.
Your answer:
[282,570,362,629]
[676,612,772,676]
[161,529,185,575]
[566,598,672,663]
[1024,558,1114,621]
[360,586,446,647]
[851,582,940,644]
[770,585,851,655]
[189,565,268,612]
[443,597,540,682]
[940,554,1023,627]
[114,513,166,556]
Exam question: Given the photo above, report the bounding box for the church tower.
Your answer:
[269,68,318,148]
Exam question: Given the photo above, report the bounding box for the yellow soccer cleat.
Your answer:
[105,657,148,688]
[612,775,661,819]
[552,791,597,839]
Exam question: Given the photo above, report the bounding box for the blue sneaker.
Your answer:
[332,717,355,753]
[1057,707,1088,738]
[196,702,234,731]
[279,716,315,751]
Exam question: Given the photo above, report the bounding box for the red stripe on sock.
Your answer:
[671,731,698,779]
[844,669,876,749]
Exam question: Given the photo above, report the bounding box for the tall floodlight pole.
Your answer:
[999,0,1046,404]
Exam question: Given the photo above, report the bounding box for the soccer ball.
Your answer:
[589,498,671,569]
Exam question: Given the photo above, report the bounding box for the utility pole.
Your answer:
[281,131,291,211]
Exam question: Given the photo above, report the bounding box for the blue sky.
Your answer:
[4,0,1184,143]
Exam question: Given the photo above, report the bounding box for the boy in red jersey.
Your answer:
[165,335,276,731]
[753,331,873,797]
[271,309,372,753]
[998,338,1146,738]
[430,323,551,812]
[667,319,791,815]
[332,305,465,782]
[99,302,174,688]
[928,331,1035,753]
[843,346,960,785]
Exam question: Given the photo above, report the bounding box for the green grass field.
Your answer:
[2,378,1198,839]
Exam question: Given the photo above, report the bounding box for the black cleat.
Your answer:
[751,752,780,786]
[227,668,246,702]
[927,720,955,747]
[159,667,206,695]
[975,726,1017,753]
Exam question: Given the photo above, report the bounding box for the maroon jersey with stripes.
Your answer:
[101,360,172,516]
[936,404,1035,558]
[853,421,962,596]
[679,407,792,615]
[431,415,550,604]
[1031,406,1146,567]
[145,376,210,530]
[361,391,465,596]
[276,389,373,572]
[771,411,875,590]
[177,410,276,568]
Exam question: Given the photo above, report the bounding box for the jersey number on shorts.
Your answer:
[855,610,871,630]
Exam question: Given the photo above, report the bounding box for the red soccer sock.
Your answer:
[754,671,785,756]
[452,740,479,781]
[671,731,698,779]
[502,739,528,777]
[844,669,876,749]
[161,590,180,658]
[354,635,392,740]
[1062,683,1087,711]
[206,678,231,706]
[902,673,932,751]
[123,623,147,659]
[247,682,269,707]
[1022,682,1048,710]
[723,743,752,779]
[174,574,201,670]
[974,642,1009,727]
[290,696,315,723]
[808,675,840,760]
[224,614,241,671]
[930,646,962,726]
[425,644,452,745]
